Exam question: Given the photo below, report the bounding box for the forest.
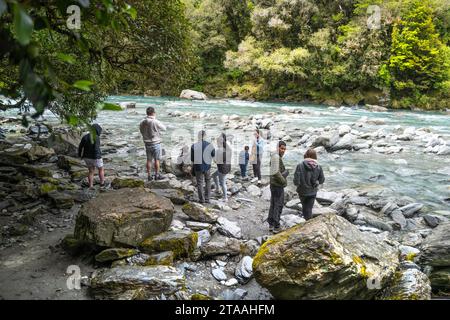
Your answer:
[0,0,449,123]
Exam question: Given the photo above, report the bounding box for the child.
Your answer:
[239,145,250,179]
[78,124,105,188]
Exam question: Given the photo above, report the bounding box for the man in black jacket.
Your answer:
[293,148,325,220]
[78,124,105,188]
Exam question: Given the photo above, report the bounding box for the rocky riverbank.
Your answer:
[0,105,449,300]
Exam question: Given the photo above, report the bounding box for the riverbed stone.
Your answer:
[217,217,242,239]
[90,265,185,300]
[95,248,140,263]
[181,202,218,223]
[200,236,243,258]
[419,222,450,267]
[380,268,431,300]
[111,177,144,189]
[140,230,198,259]
[74,188,174,247]
[253,214,399,299]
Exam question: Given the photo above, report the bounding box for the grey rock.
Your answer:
[217,217,242,239]
[212,268,227,282]
[391,210,407,230]
[381,268,431,300]
[399,203,424,218]
[419,222,450,267]
[181,202,218,223]
[90,265,185,299]
[235,256,253,284]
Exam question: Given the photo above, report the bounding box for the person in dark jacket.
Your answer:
[268,140,289,233]
[78,123,105,188]
[293,148,325,220]
[191,130,216,203]
[212,133,232,202]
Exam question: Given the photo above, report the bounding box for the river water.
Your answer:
[3,95,450,212]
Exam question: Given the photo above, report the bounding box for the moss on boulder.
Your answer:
[140,230,198,260]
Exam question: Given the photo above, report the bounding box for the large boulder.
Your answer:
[90,265,185,299]
[180,89,207,100]
[74,188,174,247]
[419,222,450,267]
[253,214,400,299]
[330,133,356,151]
[45,129,81,156]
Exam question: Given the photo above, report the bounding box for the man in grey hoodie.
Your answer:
[293,148,325,220]
[139,106,167,181]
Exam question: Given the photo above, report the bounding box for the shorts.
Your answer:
[145,143,162,161]
[84,158,104,169]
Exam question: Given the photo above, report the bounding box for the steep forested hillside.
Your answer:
[185,0,450,110]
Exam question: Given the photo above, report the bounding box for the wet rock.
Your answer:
[399,203,424,218]
[235,256,253,284]
[181,202,218,223]
[217,217,242,239]
[390,210,407,230]
[95,248,140,263]
[419,222,450,267]
[180,89,207,100]
[330,133,356,151]
[381,268,431,300]
[200,236,242,258]
[140,230,198,259]
[111,177,144,189]
[75,188,174,247]
[253,214,399,299]
[90,265,185,300]
[423,214,442,228]
[212,268,227,282]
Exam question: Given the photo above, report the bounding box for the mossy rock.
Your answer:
[140,230,198,260]
[95,248,140,263]
[102,103,123,111]
[191,293,213,300]
[429,267,450,293]
[145,251,174,266]
[111,177,145,189]
[40,182,58,195]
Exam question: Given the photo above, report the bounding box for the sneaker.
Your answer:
[257,180,262,186]
[272,227,282,234]
[155,174,164,181]
[147,175,154,182]
[269,225,274,232]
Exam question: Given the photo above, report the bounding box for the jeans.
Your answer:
[300,195,316,220]
[268,186,284,228]
[212,170,227,200]
[239,164,248,177]
[195,170,211,203]
[252,155,261,180]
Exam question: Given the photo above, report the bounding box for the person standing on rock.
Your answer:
[293,149,325,220]
[250,129,265,185]
[268,140,289,233]
[139,106,166,181]
[191,130,215,204]
[212,133,232,202]
[239,145,250,180]
[78,123,105,188]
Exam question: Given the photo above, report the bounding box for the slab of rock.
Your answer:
[182,202,218,223]
[149,188,187,205]
[48,191,75,209]
[419,222,450,267]
[140,230,198,259]
[90,266,185,299]
[399,203,424,218]
[200,236,243,258]
[212,268,227,282]
[111,177,144,189]
[180,89,207,100]
[74,188,174,247]
[95,248,140,263]
[217,217,242,239]
[253,214,400,299]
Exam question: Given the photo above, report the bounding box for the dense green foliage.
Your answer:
[187,0,450,110]
[0,0,449,119]
[0,0,193,123]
